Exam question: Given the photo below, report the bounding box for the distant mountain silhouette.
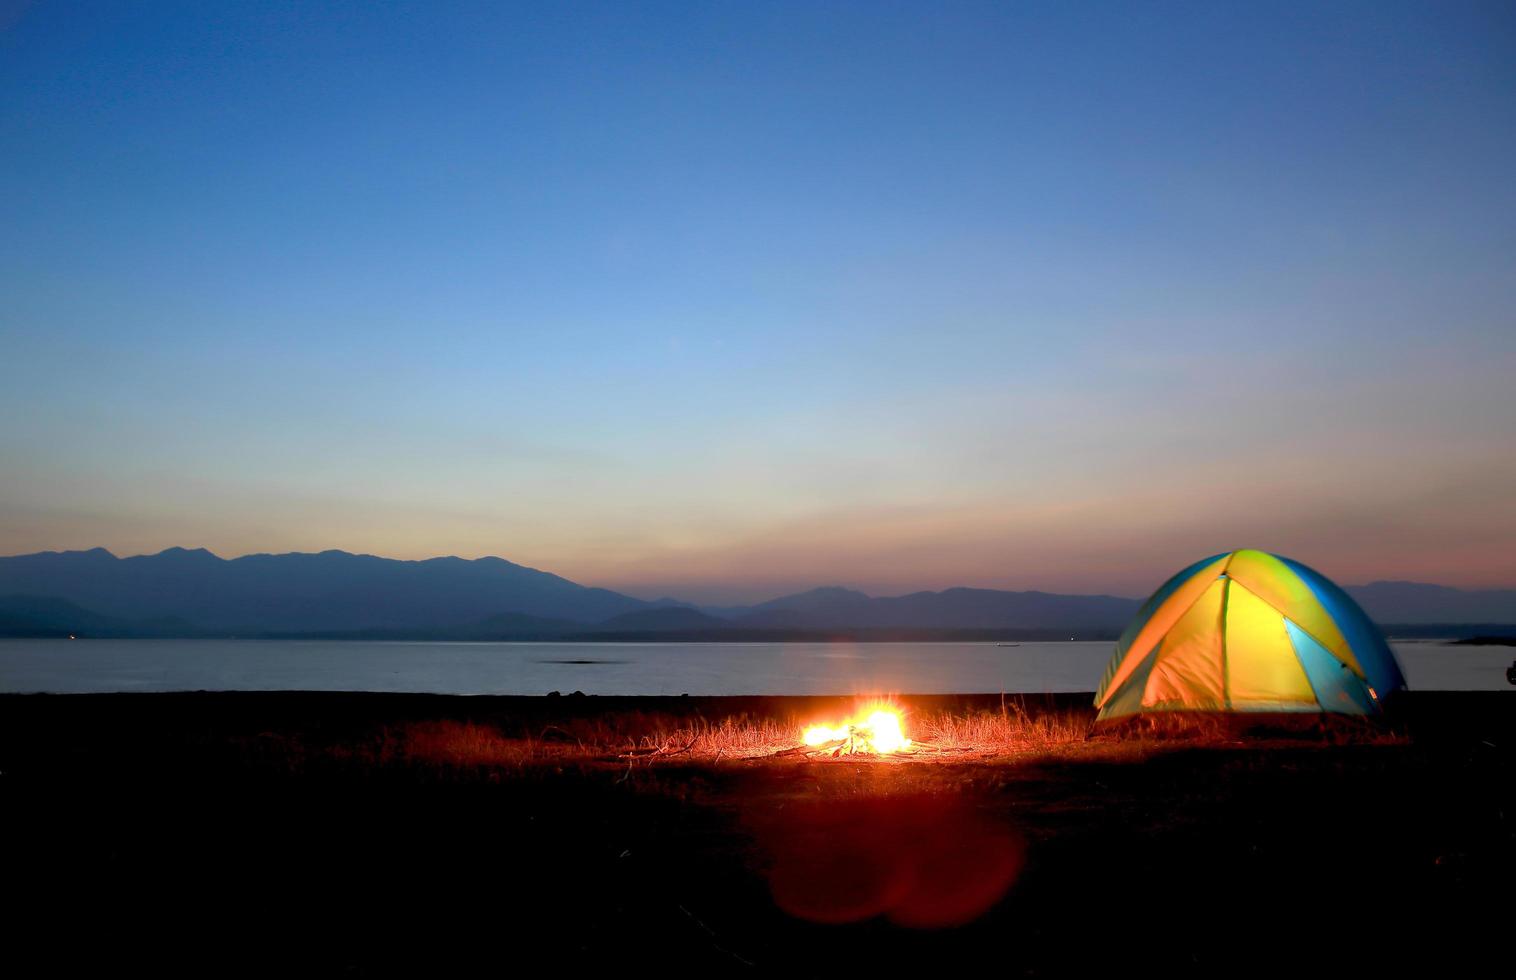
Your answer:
[469,612,580,635]
[721,581,1516,631]
[0,594,200,638]
[0,547,654,633]
[755,586,875,613]
[718,586,1140,631]
[0,546,1510,638]
[591,607,729,632]
[1344,581,1516,624]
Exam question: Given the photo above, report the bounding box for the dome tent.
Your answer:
[1094,549,1406,721]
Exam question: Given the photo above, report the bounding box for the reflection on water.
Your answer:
[0,639,1507,694]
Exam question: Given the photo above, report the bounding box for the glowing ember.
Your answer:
[802,709,912,755]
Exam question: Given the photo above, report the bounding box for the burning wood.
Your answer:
[792,709,913,757]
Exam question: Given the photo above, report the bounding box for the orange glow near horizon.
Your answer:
[8,450,1516,605]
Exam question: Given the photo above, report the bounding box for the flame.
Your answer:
[802,708,911,754]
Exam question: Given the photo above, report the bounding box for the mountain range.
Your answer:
[1,547,1513,640]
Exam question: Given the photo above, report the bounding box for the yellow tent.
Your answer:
[1095,550,1406,721]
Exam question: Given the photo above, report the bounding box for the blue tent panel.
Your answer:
[1286,620,1377,714]
[1278,556,1405,699]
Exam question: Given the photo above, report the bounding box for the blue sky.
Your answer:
[2,1,1513,602]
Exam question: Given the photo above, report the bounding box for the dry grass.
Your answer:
[400,720,537,767]
[913,702,1091,757]
[294,699,1406,776]
[382,701,1095,770]
[394,714,803,767]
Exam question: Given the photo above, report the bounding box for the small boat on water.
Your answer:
[996,642,1020,648]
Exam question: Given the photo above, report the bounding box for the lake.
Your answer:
[0,638,1509,695]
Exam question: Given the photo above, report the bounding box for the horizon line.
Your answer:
[4,544,1513,602]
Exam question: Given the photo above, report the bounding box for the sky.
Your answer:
[1,1,1514,603]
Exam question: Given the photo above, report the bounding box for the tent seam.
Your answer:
[1096,565,1228,708]
[1231,574,1365,680]
[1230,558,1364,674]
[1219,574,1231,709]
[1285,615,1325,708]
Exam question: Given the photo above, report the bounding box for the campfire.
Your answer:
[796,708,913,757]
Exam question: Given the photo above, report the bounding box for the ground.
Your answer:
[2,691,1510,976]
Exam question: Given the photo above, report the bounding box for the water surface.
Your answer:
[0,638,1507,695]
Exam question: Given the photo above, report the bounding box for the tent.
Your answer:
[1094,549,1406,721]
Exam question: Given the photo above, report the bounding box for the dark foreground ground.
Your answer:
[2,691,1511,976]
